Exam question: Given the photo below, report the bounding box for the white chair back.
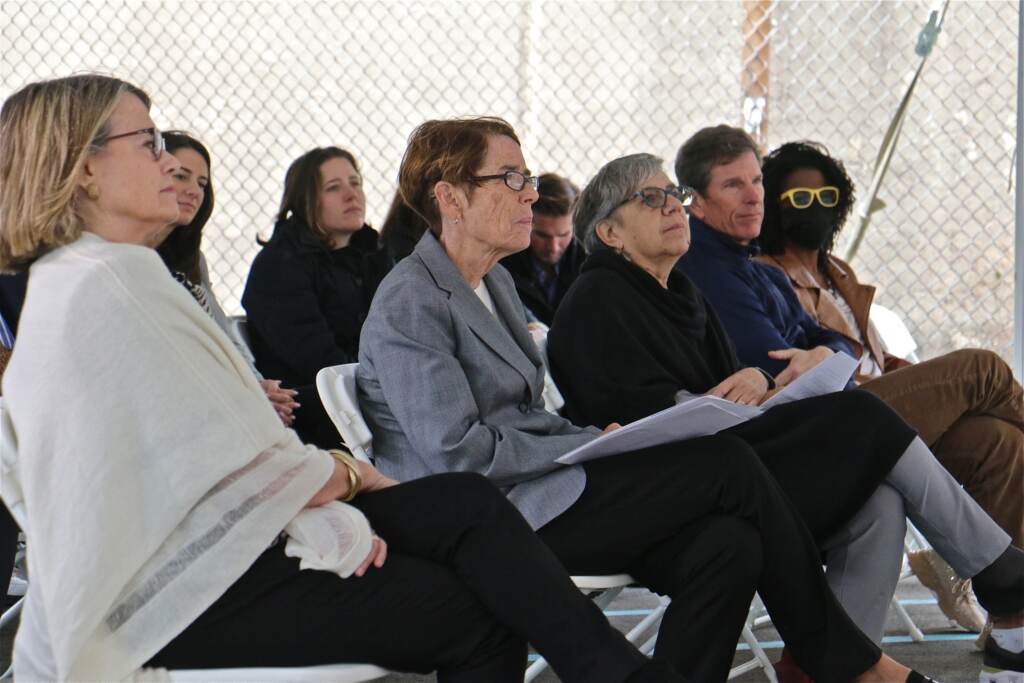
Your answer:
[528,326,565,413]
[869,303,920,363]
[315,364,374,463]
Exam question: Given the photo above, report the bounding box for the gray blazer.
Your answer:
[357,232,596,529]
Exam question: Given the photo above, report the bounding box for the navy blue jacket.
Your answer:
[676,217,853,376]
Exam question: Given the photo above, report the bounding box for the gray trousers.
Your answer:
[820,436,1010,642]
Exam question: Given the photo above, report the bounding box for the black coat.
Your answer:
[500,238,585,325]
[0,272,27,337]
[548,250,915,541]
[241,219,388,389]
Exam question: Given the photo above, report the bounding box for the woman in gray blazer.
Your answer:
[356,117,937,683]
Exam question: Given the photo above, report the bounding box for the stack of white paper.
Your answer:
[555,352,857,465]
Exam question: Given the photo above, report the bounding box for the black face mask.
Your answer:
[779,204,837,251]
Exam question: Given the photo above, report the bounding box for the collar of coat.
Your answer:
[411,230,544,402]
[689,216,759,260]
[264,216,378,257]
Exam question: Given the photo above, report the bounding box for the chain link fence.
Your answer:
[1,0,1017,363]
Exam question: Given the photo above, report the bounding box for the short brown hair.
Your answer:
[0,74,150,271]
[277,146,360,244]
[534,173,579,218]
[674,125,761,196]
[398,117,520,235]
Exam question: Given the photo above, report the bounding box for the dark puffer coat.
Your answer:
[242,218,387,390]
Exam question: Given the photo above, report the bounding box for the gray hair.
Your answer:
[573,153,664,254]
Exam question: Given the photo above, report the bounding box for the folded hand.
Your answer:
[707,367,769,406]
[260,379,300,427]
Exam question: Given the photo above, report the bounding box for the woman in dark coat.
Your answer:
[242,146,389,447]
[547,153,1024,670]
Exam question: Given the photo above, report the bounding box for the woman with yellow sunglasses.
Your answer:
[757,140,1024,683]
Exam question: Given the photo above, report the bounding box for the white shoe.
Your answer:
[908,548,986,632]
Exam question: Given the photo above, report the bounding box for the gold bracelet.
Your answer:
[328,449,362,502]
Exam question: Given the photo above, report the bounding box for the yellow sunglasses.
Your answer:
[778,186,840,209]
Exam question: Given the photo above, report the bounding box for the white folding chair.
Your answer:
[316,364,373,463]
[527,324,565,413]
[870,303,920,363]
[745,521,930,647]
[891,523,929,642]
[0,399,387,683]
[167,663,387,682]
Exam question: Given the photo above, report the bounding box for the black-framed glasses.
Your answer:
[617,185,694,212]
[470,170,540,192]
[101,127,165,160]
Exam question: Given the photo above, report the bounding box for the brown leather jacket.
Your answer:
[755,251,911,383]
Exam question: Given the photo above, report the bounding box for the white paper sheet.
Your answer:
[556,398,747,464]
[759,351,858,409]
[555,352,857,466]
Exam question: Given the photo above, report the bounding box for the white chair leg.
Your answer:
[624,597,668,652]
[739,622,778,682]
[523,656,547,682]
[892,596,925,642]
[0,596,22,631]
[525,585,632,682]
[0,598,22,682]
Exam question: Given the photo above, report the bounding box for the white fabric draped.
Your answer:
[0,233,367,681]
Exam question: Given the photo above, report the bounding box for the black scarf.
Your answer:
[548,249,742,427]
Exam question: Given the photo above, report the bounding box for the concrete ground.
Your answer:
[0,573,985,681]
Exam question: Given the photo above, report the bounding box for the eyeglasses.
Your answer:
[101,127,165,161]
[778,186,840,209]
[470,170,540,192]
[617,185,694,213]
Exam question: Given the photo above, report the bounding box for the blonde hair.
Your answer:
[0,74,150,271]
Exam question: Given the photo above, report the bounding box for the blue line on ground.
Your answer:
[605,609,657,616]
[736,633,978,651]
[527,631,976,662]
[530,604,968,663]
[605,598,936,619]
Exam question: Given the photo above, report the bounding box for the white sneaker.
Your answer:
[908,548,986,632]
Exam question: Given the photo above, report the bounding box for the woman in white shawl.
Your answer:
[0,75,682,683]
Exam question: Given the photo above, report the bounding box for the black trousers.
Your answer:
[148,473,669,683]
[293,383,346,450]
[536,434,881,683]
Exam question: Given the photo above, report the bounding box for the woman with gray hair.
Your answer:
[357,119,939,682]
[547,152,1024,677]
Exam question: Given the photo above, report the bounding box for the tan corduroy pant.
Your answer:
[861,348,1024,546]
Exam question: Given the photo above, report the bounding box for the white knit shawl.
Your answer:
[1,233,349,681]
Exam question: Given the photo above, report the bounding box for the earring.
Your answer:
[451,218,461,225]
[85,184,100,200]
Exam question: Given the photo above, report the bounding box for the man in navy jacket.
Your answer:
[673,125,1024,676]
[674,126,852,383]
